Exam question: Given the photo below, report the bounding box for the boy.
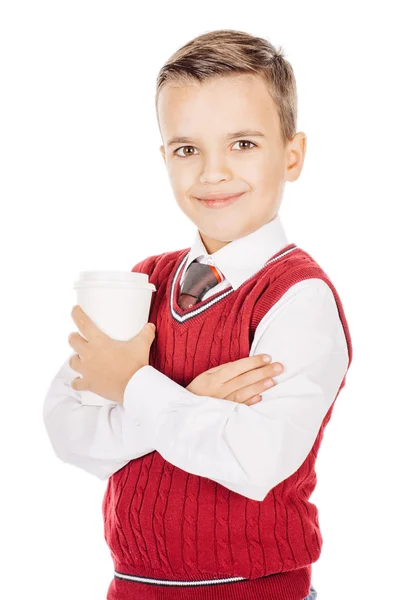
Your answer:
[43,29,351,600]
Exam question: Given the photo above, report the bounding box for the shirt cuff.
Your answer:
[123,364,189,424]
[122,364,234,438]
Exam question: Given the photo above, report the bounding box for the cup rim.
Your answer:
[73,280,156,291]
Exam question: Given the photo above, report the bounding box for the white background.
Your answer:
[1,1,399,599]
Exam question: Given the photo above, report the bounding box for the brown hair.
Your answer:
[155,29,298,146]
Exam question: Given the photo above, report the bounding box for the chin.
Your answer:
[203,225,245,244]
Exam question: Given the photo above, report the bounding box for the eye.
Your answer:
[174,146,199,158]
[173,140,256,158]
[232,140,256,151]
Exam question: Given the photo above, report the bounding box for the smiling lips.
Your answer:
[196,191,245,208]
[196,192,244,201]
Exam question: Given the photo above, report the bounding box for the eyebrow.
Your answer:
[167,129,266,147]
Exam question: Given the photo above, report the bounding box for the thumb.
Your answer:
[135,322,156,344]
[145,322,156,336]
[129,323,156,345]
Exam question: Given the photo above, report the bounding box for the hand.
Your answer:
[186,354,284,406]
[68,305,156,404]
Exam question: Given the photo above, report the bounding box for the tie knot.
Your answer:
[178,261,223,310]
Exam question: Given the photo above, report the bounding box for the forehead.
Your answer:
[157,73,280,142]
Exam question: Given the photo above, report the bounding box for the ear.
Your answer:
[159,145,166,164]
[285,131,307,183]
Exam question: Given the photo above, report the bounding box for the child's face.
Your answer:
[158,73,306,254]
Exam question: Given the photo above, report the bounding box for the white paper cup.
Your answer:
[72,271,156,406]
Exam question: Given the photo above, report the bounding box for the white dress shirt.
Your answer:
[43,214,349,501]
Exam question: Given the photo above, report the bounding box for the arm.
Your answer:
[42,356,155,480]
[122,279,350,501]
[42,253,166,480]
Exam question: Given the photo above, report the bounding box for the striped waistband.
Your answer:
[114,570,247,587]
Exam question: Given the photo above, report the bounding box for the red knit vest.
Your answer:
[103,243,353,600]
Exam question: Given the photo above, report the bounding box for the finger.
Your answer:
[71,305,105,342]
[206,365,223,374]
[71,376,84,390]
[226,388,259,404]
[68,353,82,373]
[68,331,89,353]
[221,354,271,382]
[247,395,262,405]
[240,394,262,406]
[222,364,276,399]
[226,377,275,404]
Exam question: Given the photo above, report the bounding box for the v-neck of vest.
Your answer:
[169,243,299,326]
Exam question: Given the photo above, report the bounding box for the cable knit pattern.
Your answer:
[103,243,352,600]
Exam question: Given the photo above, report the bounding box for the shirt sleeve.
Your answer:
[42,356,156,480]
[122,279,350,501]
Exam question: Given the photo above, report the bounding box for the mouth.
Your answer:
[195,192,245,209]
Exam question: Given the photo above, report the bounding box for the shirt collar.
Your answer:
[181,213,289,290]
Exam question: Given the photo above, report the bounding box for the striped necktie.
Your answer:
[178,261,223,309]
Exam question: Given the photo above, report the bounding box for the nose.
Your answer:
[199,154,232,184]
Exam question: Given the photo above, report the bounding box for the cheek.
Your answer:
[252,156,283,187]
[237,151,268,176]
[169,163,195,193]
